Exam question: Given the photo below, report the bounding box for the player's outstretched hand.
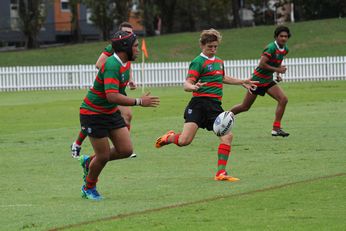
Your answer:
[140,92,160,107]
[243,78,258,93]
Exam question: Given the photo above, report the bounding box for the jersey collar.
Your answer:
[200,52,215,60]
[113,53,128,67]
[274,41,285,52]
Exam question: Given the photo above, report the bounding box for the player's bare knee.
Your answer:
[280,96,288,105]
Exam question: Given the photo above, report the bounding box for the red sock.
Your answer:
[173,134,181,146]
[273,121,281,130]
[85,176,97,189]
[76,130,87,146]
[216,144,231,176]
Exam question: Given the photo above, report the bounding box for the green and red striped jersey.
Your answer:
[252,41,289,86]
[80,54,131,115]
[186,53,224,102]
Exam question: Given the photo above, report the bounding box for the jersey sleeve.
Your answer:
[103,44,114,57]
[186,61,201,82]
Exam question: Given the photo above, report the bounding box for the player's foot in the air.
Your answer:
[81,186,103,201]
[80,155,90,183]
[214,171,240,182]
[155,130,175,148]
[271,128,290,137]
[71,142,81,158]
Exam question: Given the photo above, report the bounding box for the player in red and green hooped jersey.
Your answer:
[230,26,291,137]
[79,31,159,200]
[71,22,137,158]
[155,29,257,182]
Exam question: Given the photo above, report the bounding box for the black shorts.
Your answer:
[184,97,224,131]
[80,111,126,138]
[251,81,276,96]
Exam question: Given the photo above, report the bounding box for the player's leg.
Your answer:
[155,123,199,148]
[118,105,137,158]
[81,136,110,200]
[108,127,133,161]
[267,85,289,137]
[214,132,239,182]
[118,105,132,129]
[71,129,87,158]
[230,91,257,115]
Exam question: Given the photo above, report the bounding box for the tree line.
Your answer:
[18,0,346,49]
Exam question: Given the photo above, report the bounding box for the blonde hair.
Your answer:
[199,28,222,45]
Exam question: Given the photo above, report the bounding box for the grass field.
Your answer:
[0,18,345,66]
[0,81,345,230]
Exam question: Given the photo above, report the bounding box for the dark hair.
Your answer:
[274,26,291,38]
[118,22,133,30]
[111,31,137,61]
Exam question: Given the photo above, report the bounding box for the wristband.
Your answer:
[134,98,142,106]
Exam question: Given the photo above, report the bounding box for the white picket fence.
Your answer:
[0,56,345,91]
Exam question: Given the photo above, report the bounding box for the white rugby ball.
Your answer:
[213,111,235,136]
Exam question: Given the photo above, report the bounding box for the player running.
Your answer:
[71,22,138,158]
[79,31,159,200]
[229,26,291,137]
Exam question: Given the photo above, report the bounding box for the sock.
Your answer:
[273,121,281,130]
[85,176,97,189]
[76,130,87,146]
[216,144,231,176]
[167,133,181,146]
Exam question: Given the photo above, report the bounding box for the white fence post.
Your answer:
[0,56,346,92]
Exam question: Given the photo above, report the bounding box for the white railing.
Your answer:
[0,56,345,91]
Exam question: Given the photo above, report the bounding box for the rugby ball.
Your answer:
[213,111,235,136]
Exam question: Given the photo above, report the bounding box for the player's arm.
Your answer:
[223,75,258,90]
[183,79,206,92]
[96,53,108,69]
[258,55,287,74]
[184,62,206,92]
[106,92,159,107]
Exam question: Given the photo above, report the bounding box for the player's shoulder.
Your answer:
[264,41,277,51]
[104,56,120,70]
[214,55,223,62]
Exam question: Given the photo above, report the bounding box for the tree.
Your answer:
[84,0,133,41]
[70,0,82,43]
[114,0,131,24]
[83,0,116,41]
[232,0,241,27]
[18,0,46,49]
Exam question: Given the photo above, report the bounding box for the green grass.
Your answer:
[0,81,345,230]
[0,18,346,66]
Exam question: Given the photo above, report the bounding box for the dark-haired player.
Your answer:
[71,22,137,158]
[79,31,159,200]
[230,26,291,137]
